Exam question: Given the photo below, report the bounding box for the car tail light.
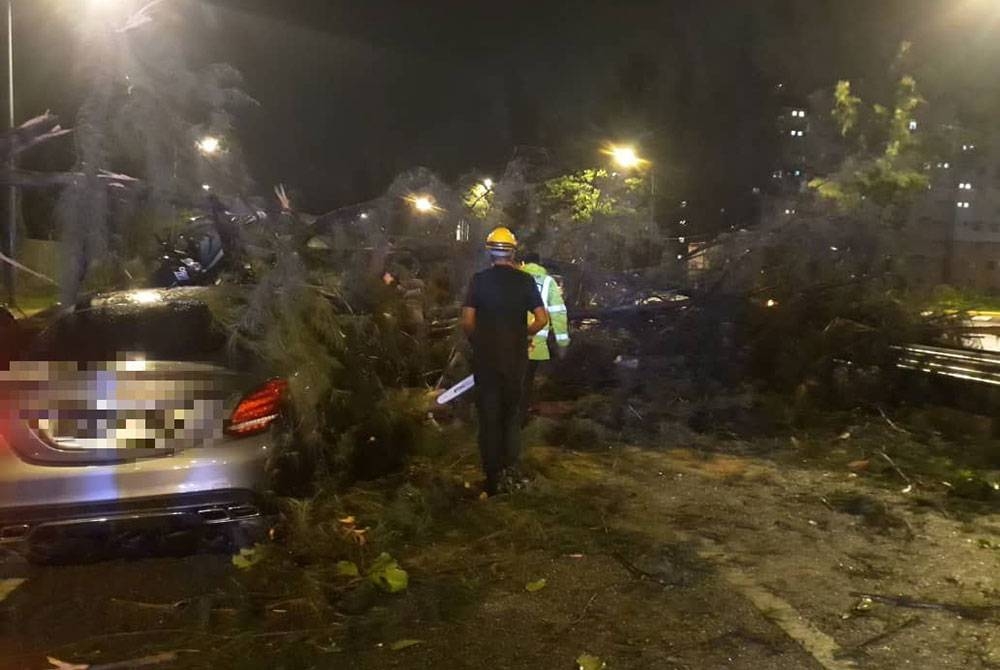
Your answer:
[225,378,288,437]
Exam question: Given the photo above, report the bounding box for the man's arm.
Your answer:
[527,306,548,336]
[461,307,476,336]
[461,274,478,336]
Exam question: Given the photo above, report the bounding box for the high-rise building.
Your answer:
[907,125,1000,292]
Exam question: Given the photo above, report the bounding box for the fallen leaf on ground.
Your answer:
[389,639,423,651]
[368,553,409,593]
[336,560,360,577]
[232,546,263,570]
[525,578,547,593]
[847,459,870,472]
[576,653,605,670]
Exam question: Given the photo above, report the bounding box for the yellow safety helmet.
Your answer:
[485,227,517,255]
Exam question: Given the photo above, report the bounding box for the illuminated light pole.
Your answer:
[604,142,656,230]
[4,0,123,302]
[5,0,14,302]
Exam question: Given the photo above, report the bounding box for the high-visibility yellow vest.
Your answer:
[522,262,570,361]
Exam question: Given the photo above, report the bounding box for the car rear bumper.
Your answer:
[0,487,275,546]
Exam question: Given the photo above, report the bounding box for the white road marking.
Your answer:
[0,578,26,603]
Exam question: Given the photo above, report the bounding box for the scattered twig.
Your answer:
[434,347,460,390]
[876,450,912,486]
[89,650,194,669]
[612,552,666,586]
[109,597,189,612]
[0,250,57,285]
[849,592,1000,620]
[547,591,601,640]
[425,558,500,576]
[876,406,909,435]
[569,592,599,626]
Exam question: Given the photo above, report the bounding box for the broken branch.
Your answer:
[876,450,912,486]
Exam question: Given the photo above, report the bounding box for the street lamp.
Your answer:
[609,145,642,170]
[196,135,221,156]
[409,194,436,214]
[604,142,656,227]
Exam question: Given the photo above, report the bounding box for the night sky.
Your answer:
[9,0,1000,216]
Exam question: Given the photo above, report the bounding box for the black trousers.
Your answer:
[520,359,541,427]
[473,365,525,492]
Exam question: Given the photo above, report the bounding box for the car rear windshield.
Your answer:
[24,297,231,362]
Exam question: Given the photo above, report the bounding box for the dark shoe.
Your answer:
[498,466,529,494]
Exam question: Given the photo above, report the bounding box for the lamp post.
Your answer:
[606,143,655,227]
[409,194,436,214]
[4,0,123,303]
[5,0,15,304]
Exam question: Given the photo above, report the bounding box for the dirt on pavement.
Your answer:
[1,428,998,670]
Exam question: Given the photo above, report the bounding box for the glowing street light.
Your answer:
[608,144,643,170]
[482,178,493,190]
[409,194,436,214]
[196,135,221,156]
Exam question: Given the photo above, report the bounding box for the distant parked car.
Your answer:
[0,287,282,561]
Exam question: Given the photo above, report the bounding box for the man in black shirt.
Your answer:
[462,227,548,495]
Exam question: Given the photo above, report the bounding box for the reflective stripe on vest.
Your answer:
[533,274,555,341]
[540,275,553,309]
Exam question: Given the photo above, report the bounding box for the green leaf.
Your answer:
[336,560,360,577]
[525,578,547,593]
[577,653,606,670]
[367,552,409,593]
[231,545,263,570]
[389,639,423,651]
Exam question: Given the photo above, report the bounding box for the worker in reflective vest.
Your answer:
[520,252,570,425]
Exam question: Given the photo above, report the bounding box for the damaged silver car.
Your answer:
[0,287,282,561]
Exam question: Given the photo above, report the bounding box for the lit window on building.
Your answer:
[908,120,918,131]
[962,144,976,152]
[784,208,795,215]
[959,182,973,190]
[957,201,971,209]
